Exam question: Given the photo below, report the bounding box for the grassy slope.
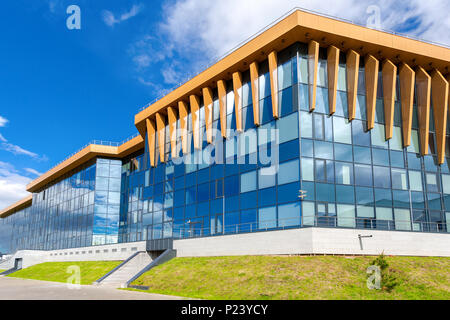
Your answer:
[131,256,450,300]
[0,269,5,273]
[7,261,121,285]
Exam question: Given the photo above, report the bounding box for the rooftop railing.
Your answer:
[164,216,449,240]
[138,7,449,113]
[43,132,140,174]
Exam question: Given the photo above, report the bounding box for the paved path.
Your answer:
[0,276,184,300]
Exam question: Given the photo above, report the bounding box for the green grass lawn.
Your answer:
[130,255,450,300]
[7,261,121,285]
[0,269,5,273]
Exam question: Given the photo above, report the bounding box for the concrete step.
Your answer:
[98,252,152,287]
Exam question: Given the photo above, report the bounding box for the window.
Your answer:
[407,130,420,153]
[394,208,411,231]
[258,206,276,229]
[278,159,299,185]
[335,162,353,185]
[355,164,372,186]
[392,169,408,190]
[390,127,403,151]
[337,204,355,228]
[300,111,312,138]
[278,202,300,227]
[333,117,352,144]
[258,167,276,189]
[352,120,370,146]
[409,171,423,192]
[373,166,391,188]
[371,123,387,148]
[302,201,315,225]
[278,112,298,144]
[301,158,314,181]
[443,175,450,194]
[241,171,257,193]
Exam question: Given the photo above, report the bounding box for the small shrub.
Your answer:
[369,253,399,292]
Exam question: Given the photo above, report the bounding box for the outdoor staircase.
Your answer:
[93,249,177,288]
[94,251,152,288]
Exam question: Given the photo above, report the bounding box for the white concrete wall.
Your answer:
[173,228,450,257]
[0,241,146,270]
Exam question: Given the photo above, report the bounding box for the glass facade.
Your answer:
[0,42,449,254]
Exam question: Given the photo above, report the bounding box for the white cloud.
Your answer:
[24,168,43,176]
[1,142,39,158]
[0,116,8,127]
[0,161,31,210]
[102,4,143,27]
[160,0,449,63]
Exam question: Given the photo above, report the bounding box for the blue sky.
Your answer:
[0,0,448,208]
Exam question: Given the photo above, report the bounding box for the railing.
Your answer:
[137,6,449,113]
[42,133,140,175]
[163,216,449,241]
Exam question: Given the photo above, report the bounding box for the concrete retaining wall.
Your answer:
[0,241,146,270]
[173,227,450,257]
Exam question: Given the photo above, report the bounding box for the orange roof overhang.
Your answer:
[134,9,450,135]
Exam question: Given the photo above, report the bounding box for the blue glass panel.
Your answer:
[258,187,276,207]
[197,168,210,184]
[356,187,373,205]
[279,140,299,162]
[427,193,442,210]
[301,181,315,201]
[393,190,410,208]
[224,175,239,196]
[354,146,371,164]
[197,183,210,202]
[185,187,196,204]
[197,201,209,217]
[374,188,392,207]
[211,198,224,214]
[211,164,224,180]
[411,192,425,209]
[334,143,353,162]
[258,206,277,229]
[298,84,309,111]
[301,139,313,157]
[391,150,405,168]
[336,185,355,204]
[174,176,185,190]
[352,120,370,146]
[240,209,257,232]
[314,141,333,159]
[154,182,164,195]
[315,87,329,114]
[354,164,373,187]
[407,153,421,170]
[186,173,196,187]
[335,91,348,118]
[260,96,272,124]
[225,195,240,212]
[372,148,389,166]
[185,204,196,218]
[240,191,257,210]
[225,211,240,233]
[278,182,301,204]
[279,86,294,117]
[278,202,301,227]
[173,206,184,220]
[373,166,391,188]
[316,183,335,202]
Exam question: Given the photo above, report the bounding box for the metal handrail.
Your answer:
[42,132,139,174]
[137,7,449,113]
[152,216,449,241]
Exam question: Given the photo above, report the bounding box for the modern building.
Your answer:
[1,9,450,260]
